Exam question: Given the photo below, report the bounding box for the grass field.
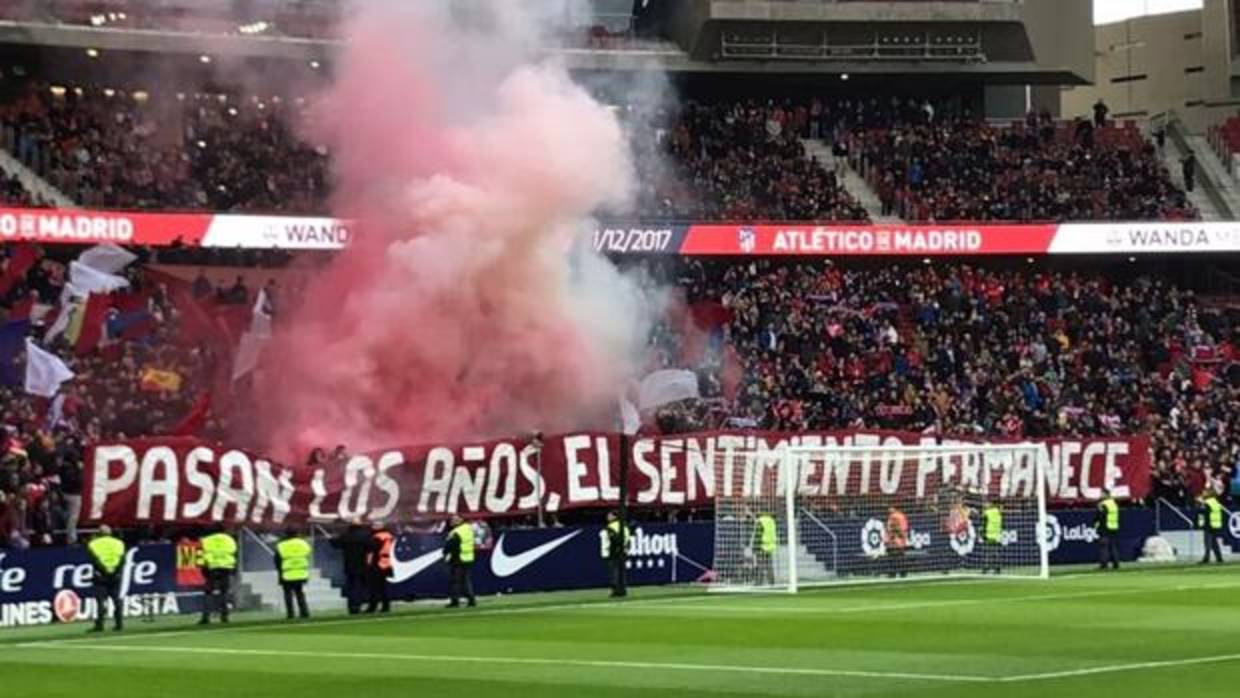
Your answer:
[2,565,1238,697]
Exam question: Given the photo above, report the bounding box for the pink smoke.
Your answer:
[248,4,641,456]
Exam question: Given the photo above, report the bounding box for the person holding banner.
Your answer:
[1095,489,1121,570]
[1197,489,1226,565]
[199,526,238,624]
[86,525,126,633]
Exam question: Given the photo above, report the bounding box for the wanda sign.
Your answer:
[2,205,1238,255]
[83,431,1152,527]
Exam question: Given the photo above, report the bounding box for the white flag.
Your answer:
[618,396,641,436]
[78,244,137,275]
[232,332,269,381]
[250,287,273,339]
[24,339,75,398]
[637,369,700,411]
[68,261,129,295]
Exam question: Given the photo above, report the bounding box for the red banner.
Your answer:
[82,431,1151,527]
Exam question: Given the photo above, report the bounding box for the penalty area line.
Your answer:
[18,642,993,683]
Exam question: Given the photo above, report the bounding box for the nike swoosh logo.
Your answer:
[490,530,581,578]
[389,548,443,583]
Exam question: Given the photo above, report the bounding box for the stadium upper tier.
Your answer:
[0,85,1197,223]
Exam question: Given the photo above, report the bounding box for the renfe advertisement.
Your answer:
[0,544,184,628]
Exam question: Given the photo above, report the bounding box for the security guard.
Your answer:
[1095,489,1121,570]
[199,526,238,624]
[86,525,126,633]
[981,499,1003,574]
[1198,489,1226,565]
[365,522,395,613]
[442,515,476,608]
[603,510,631,597]
[752,511,777,586]
[274,528,312,620]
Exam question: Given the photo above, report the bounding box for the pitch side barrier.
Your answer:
[0,205,1237,256]
[0,509,1207,628]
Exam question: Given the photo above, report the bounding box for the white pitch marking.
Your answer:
[16,642,993,683]
[1000,653,1240,682]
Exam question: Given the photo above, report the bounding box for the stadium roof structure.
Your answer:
[0,0,1093,84]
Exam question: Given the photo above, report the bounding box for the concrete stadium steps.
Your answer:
[0,148,76,208]
[802,138,903,224]
[1158,134,1227,221]
[240,568,343,613]
[1158,530,1240,563]
[773,544,837,584]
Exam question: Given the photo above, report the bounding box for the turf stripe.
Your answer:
[17,642,994,683]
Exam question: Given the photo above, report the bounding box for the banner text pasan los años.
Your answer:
[82,431,1152,527]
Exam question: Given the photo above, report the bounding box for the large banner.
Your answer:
[83,430,1152,527]
[1,204,1237,255]
[0,544,190,628]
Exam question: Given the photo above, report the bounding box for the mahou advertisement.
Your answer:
[82,430,1152,527]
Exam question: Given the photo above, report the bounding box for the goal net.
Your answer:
[711,442,1048,592]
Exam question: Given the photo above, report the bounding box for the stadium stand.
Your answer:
[0,83,329,213]
[1,245,1235,546]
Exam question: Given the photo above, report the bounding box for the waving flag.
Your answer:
[24,339,74,397]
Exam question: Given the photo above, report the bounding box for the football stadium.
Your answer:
[0,1,1237,696]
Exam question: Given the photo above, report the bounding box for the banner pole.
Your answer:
[618,431,630,596]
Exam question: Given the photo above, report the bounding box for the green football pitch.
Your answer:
[3,565,1238,697]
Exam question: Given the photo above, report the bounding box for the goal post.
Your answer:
[710,442,1049,593]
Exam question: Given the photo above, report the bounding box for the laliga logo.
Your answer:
[861,519,886,556]
[950,521,976,557]
[738,227,756,253]
[861,518,931,556]
[1041,514,1062,552]
[1230,513,1240,539]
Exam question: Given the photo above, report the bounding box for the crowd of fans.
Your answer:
[0,83,330,213]
[1,248,1236,547]
[0,81,1230,548]
[642,258,1238,508]
[0,85,1197,227]
[851,111,1196,222]
[0,246,266,547]
[625,99,870,222]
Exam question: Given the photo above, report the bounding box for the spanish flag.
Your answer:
[140,367,183,393]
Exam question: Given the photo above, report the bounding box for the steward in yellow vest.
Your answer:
[752,513,777,587]
[1198,491,1226,565]
[443,515,476,608]
[1095,490,1121,571]
[981,501,1003,574]
[86,525,126,633]
[275,530,312,620]
[604,510,632,598]
[198,526,237,625]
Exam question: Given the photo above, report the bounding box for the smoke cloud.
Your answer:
[249,0,655,456]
